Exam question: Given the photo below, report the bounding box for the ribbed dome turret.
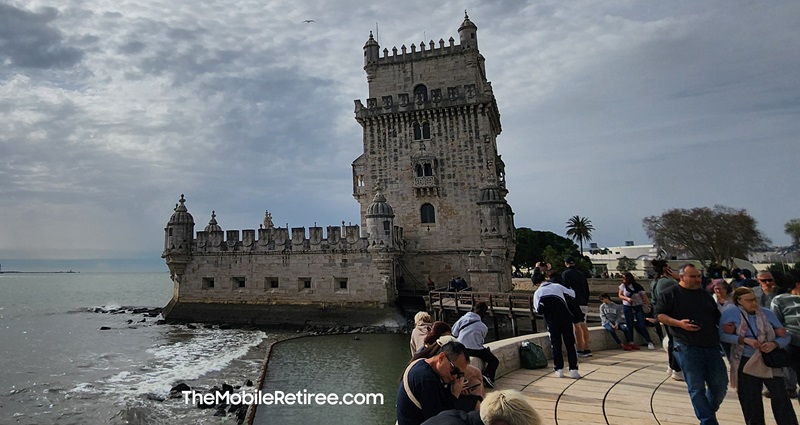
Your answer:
[366,190,394,217]
[459,11,477,32]
[364,31,379,49]
[168,194,194,225]
[204,211,222,232]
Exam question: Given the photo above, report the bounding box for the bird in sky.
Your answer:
[301,19,315,23]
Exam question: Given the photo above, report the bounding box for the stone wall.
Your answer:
[175,251,395,306]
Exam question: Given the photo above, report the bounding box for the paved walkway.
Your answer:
[495,347,790,425]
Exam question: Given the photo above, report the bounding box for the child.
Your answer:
[599,293,632,350]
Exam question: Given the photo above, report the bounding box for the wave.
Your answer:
[81,328,266,399]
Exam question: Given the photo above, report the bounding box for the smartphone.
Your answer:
[464,382,481,391]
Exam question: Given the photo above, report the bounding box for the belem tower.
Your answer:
[161,13,516,325]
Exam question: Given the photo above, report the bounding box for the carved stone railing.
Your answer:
[413,176,437,188]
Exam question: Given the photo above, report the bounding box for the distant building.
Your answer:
[160,14,516,325]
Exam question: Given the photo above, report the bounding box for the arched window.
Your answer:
[421,203,435,223]
[413,123,422,140]
[414,84,428,103]
[415,164,423,177]
[423,163,433,176]
[422,122,430,139]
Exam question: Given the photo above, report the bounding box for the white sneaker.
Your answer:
[569,369,581,379]
[554,369,564,378]
[671,371,684,381]
[648,343,655,350]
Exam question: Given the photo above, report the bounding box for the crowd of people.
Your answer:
[398,305,541,425]
[650,260,800,424]
[399,260,800,425]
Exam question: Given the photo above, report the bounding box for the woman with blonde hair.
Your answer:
[719,286,797,425]
[410,311,433,355]
[421,389,541,425]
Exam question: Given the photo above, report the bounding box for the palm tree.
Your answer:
[566,215,594,255]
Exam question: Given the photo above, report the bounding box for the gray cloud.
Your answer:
[0,3,84,68]
[0,0,798,260]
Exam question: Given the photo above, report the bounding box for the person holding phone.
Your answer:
[655,263,727,425]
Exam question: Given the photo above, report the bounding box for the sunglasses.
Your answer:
[445,354,464,378]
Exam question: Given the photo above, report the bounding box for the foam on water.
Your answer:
[98,327,267,399]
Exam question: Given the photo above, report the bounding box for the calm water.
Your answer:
[255,334,409,425]
[0,268,410,424]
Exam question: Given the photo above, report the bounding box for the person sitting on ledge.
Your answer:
[599,293,631,350]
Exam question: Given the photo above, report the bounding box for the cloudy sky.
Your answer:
[1,0,798,261]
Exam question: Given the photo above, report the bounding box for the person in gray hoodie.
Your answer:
[599,293,631,350]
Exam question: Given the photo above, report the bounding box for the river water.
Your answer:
[0,268,408,424]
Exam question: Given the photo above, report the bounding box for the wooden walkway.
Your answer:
[495,348,788,425]
[428,290,541,335]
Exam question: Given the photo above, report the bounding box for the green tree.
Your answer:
[512,228,592,274]
[616,256,637,273]
[566,215,594,254]
[643,205,770,270]
[785,219,800,246]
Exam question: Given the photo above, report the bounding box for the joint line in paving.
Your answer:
[649,366,673,425]
[600,364,659,425]
[554,368,598,425]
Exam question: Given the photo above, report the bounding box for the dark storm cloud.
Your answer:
[0,3,84,69]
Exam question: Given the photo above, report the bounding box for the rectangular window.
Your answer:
[335,278,348,293]
[202,277,214,289]
[267,277,279,289]
[299,278,312,290]
[233,276,246,288]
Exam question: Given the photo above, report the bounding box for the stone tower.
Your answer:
[352,13,516,292]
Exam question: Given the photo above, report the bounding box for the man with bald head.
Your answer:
[655,264,727,425]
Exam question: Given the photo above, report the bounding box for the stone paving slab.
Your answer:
[494,347,794,425]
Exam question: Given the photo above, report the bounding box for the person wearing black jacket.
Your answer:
[562,257,591,357]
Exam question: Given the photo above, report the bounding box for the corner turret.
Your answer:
[162,194,195,283]
[458,10,478,51]
[363,31,379,82]
[365,189,395,250]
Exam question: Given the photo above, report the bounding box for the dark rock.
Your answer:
[243,379,253,387]
[132,308,149,314]
[343,326,351,333]
[354,336,360,341]
[186,324,197,329]
[99,326,111,331]
[222,383,234,394]
[156,320,167,325]
[213,407,227,417]
[219,324,232,329]
[126,319,133,324]
[139,318,146,323]
[169,383,191,399]
[203,324,214,329]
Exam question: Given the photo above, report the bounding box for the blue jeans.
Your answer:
[673,342,728,425]
[602,323,628,345]
[623,305,652,344]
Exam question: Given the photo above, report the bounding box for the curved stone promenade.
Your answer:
[495,348,783,425]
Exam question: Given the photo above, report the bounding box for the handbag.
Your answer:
[520,341,548,369]
[740,311,791,368]
[762,347,791,368]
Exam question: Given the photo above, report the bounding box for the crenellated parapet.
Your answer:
[165,196,405,258]
[354,83,497,119]
[194,224,374,253]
